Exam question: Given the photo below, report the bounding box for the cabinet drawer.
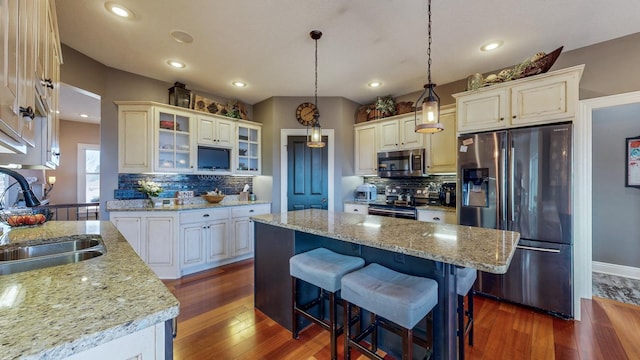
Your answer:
[180,208,229,224]
[231,204,271,218]
[417,210,456,225]
[344,203,369,214]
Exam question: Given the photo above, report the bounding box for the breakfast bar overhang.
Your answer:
[251,209,520,359]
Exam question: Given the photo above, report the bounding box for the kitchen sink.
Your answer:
[0,235,106,275]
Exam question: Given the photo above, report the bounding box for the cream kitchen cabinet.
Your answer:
[378,114,424,151]
[110,211,180,279]
[354,123,377,175]
[417,209,456,225]
[454,65,584,134]
[117,102,196,173]
[344,203,369,214]
[0,0,61,155]
[425,106,457,174]
[231,204,271,257]
[197,114,234,147]
[155,107,194,172]
[236,120,261,174]
[179,208,230,275]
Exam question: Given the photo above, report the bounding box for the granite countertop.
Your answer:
[251,209,520,274]
[0,221,179,359]
[107,198,271,212]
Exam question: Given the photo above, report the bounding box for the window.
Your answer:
[77,144,100,203]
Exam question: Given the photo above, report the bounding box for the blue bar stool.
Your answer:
[456,267,477,360]
[341,263,438,360]
[290,247,365,360]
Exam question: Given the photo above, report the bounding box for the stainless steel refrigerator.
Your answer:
[458,123,573,318]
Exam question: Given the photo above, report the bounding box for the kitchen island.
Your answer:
[0,221,179,359]
[251,209,520,359]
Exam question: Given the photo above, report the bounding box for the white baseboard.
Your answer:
[592,261,640,280]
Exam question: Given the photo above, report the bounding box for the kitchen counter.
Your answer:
[252,209,519,359]
[0,221,179,359]
[252,209,517,273]
[106,198,271,212]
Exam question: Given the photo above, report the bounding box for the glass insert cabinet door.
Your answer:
[237,124,260,173]
[157,110,193,171]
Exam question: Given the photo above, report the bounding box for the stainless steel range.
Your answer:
[368,203,417,220]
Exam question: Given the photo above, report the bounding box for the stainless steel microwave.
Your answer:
[377,149,427,177]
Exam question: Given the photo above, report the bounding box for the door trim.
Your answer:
[280,129,334,213]
[576,90,640,321]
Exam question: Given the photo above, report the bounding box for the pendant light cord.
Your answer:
[427,0,432,84]
[314,36,318,114]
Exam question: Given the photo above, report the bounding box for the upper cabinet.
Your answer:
[117,101,263,175]
[197,115,234,147]
[426,106,457,174]
[156,108,194,172]
[235,120,261,174]
[378,114,424,151]
[354,123,377,175]
[0,0,61,163]
[454,65,584,134]
[117,102,196,173]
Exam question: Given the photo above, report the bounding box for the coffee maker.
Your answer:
[439,182,456,207]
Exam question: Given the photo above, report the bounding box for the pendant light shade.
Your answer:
[415,0,444,134]
[307,30,326,148]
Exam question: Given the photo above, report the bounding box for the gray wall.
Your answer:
[253,96,359,213]
[592,103,640,268]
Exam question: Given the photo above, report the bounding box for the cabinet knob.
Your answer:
[353,209,359,212]
[499,117,504,121]
[512,115,517,119]
[51,151,61,156]
[249,209,254,212]
[19,106,35,120]
[44,79,54,89]
[433,217,440,221]
[203,214,210,217]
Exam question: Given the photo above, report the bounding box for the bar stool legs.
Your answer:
[290,248,365,360]
[456,268,477,360]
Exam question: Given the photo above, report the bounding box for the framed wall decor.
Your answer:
[625,135,640,188]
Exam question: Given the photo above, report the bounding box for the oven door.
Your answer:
[368,206,417,220]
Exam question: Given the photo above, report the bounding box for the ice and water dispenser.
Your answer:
[461,168,489,207]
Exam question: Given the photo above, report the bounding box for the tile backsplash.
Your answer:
[363,175,457,194]
[115,173,253,199]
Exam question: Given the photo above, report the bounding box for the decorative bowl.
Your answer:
[202,195,225,204]
[0,208,53,227]
[517,46,563,79]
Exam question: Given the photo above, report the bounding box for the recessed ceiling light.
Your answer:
[368,81,382,88]
[480,41,504,52]
[80,114,89,118]
[167,60,186,69]
[232,81,247,88]
[170,30,194,44]
[104,2,135,19]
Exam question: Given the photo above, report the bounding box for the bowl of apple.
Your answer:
[0,208,52,227]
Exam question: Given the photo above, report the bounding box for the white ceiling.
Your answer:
[55,0,640,121]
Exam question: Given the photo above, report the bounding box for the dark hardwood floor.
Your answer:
[163,260,640,359]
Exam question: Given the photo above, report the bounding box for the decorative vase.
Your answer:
[149,196,161,207]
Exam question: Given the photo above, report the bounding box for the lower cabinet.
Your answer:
[64,322,166,360]
[231,204,272,257]
[417,209,456,225]
[179,208,230,275]
[111,212,179,279]
[112,204,272,278]
[343,203,369,214]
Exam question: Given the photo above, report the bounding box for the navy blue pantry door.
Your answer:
[287,136,328,210]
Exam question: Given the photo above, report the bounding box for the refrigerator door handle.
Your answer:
[509,144,516,226]
[409,151,413,173]
[500,146,507,229]
[516,245,561,253]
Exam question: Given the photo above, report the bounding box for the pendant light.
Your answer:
[307,30,326,148]
[415,0,444,133]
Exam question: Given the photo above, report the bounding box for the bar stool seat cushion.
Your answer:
[341,263,438,329]
[290,248,365,292]
[456,267,477,296]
